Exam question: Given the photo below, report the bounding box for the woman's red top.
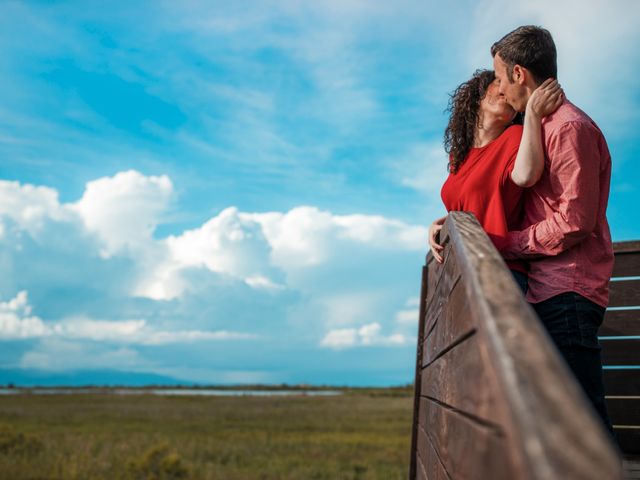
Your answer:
[440,124,527,273]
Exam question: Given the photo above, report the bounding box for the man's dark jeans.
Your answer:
[532,292,616,442]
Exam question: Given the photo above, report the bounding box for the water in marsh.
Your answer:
[0,388,343,396]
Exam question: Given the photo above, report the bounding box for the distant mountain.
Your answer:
[0,368,188,387]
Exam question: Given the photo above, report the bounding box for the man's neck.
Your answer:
[519,80,540,112]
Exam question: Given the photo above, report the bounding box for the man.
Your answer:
[491,26,615,438]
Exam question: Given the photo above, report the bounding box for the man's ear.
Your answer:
[512,65,526,86]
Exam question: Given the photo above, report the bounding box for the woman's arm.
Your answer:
[510,79,563,187]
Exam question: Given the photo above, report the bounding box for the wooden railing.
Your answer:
[409,212,623,480]
[604,240,640,456]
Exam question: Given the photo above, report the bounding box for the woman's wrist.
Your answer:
[525,103,542,122]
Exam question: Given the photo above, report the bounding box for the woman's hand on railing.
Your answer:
[428,215,447,263]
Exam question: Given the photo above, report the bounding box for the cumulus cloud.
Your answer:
[70,170,174,257]
[0,291,49,339]
[0,173,427,365]
[140,203,427,300]
[244,206,427,269]
[0,180,74,237]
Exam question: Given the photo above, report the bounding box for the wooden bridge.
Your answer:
[409,212,639,480]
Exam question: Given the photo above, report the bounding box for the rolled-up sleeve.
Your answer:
[502,121,601,259]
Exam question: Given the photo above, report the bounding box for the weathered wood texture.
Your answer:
[623,458,640,480]
[610,280,640,307]
[612,252,640,278]
[617,429,640,456]
[602,339,640,365]
[601,310,639,336]
[423,279,473,367]
[604,369,640,396]
[410,212,623,480]
[420,397,512,480]
[422,334,503,426]
[409,266,428,480]
[606,242,640,459]
[608,398,640,426]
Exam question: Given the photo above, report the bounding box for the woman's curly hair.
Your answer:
[444,69,496,174]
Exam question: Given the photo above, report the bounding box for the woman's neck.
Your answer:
[474,113,507,148]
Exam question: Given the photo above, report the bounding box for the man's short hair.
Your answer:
[491,25,557,85]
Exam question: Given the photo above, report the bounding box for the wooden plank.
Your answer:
[417,422,450,480]
[609,280,640,308]
[614,241,640,255]
[601,339,640,365]
[416,453,428,480]
[615,428,640,455]
[427,257,439,313]
[612,252,640,278]
[622,458,640,480]
[604,370,640,396]
[423,279,475,366]
[422,334,504,426]
[424,251,460,338]
[607,398,640,426]
[410,265,429,480]
[421,396,514,480]
[417,397,449,480]
[602,310,640,336]
[426,230,452,306]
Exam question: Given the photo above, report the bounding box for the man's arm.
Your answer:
[502,121,602,260]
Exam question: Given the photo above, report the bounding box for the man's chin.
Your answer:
[510,101,526,113]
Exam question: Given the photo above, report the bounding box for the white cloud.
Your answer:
[394,309,419,326]
[320,328,357,349]
[19,338,144,371]
[0,291,50,339]
[0,181,74,237]
[0,172,428,382]
[320,322,406,350]
[244,275,285,291]
[166,206,274,278]
[55,316,256,345]
[0,291,255,345]
[70,170,173,257]
[394,296,420,326]
[245,206,428,271]
[143,204,428,300]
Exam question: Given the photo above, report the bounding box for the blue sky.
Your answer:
[0,1,639,386]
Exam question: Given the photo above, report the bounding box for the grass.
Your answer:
[0,387,414,479]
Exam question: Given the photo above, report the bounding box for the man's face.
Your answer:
[480,79,516,124]
[493,53,528,112]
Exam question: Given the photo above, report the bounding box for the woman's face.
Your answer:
[480,79,517,124]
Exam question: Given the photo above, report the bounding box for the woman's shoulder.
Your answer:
[502,123,523,139]
[498,124,523,150]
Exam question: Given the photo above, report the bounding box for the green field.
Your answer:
[0,387,413,479]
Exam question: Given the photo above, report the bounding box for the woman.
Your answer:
[428,69,562,293]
